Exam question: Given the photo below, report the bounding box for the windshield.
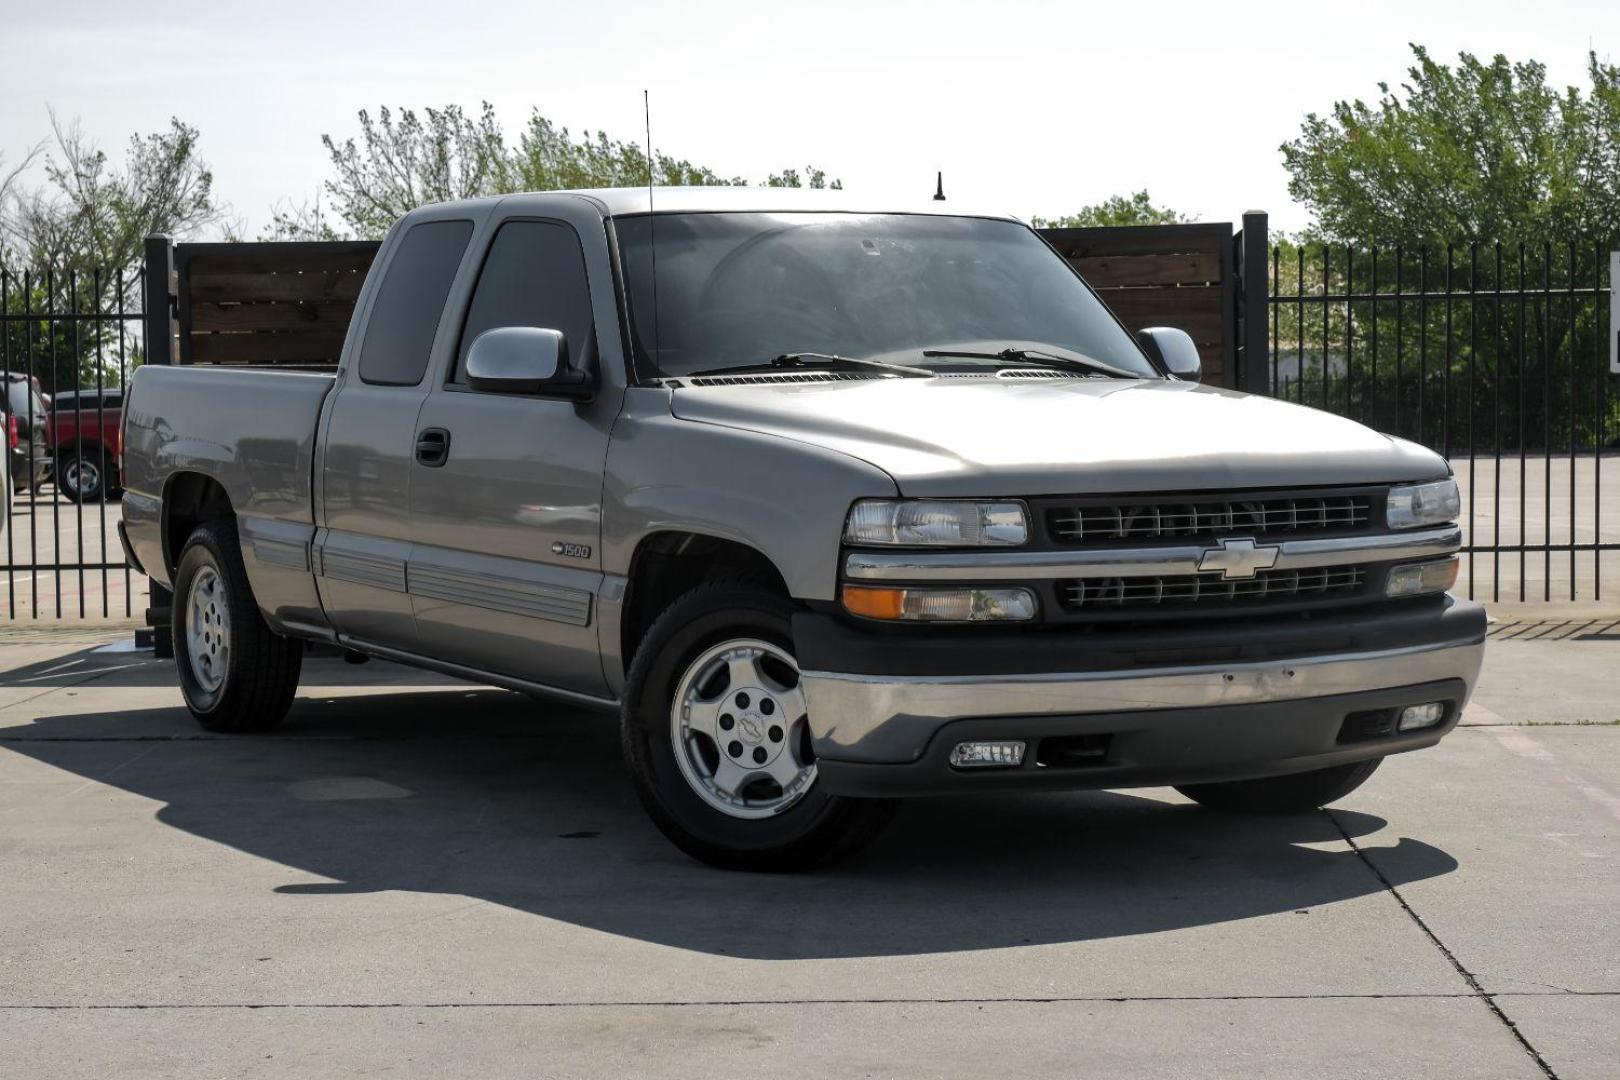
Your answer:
[614,212,1159,380]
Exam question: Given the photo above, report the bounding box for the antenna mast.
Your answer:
[643,90,661,370]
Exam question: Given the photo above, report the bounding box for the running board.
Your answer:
[337,636,621,713]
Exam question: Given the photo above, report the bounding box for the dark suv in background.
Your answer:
[3,373,53,501]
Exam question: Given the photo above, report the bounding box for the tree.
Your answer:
[764,167,842,189]
[317,103,842,238]
[1,114,221,391]
[1031,191,1184,229]
[1,112,222,270]
[1281,46,1620,245]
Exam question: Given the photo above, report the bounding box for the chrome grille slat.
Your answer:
[1046,492,1372,543]
[1060,565,1365,610]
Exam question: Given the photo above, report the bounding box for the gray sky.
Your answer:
[0,0,1609,237]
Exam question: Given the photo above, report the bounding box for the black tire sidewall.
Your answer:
[623,585,854,859]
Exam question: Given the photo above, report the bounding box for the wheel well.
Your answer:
[163,473,234,574]
[621,532,789,666]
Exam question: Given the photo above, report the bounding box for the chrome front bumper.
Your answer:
[801,631,1485,766]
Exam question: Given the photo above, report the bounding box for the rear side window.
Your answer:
[358,220,474,386]
[6,383,44,418]
[454,220,594,381]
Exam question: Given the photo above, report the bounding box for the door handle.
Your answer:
[415,428,451,467]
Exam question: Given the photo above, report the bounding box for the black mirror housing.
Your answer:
[1136,326,1203,382]
[464,327,595,400]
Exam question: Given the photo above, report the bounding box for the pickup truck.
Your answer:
[48,388,124,503]
[121,188,1485,870]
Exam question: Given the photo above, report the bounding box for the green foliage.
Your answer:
[1030,191,1184,229]
[1266,238,1620,450]
[1281,46,1620,245]
[763,167,842,190]
[2,113,221,270]
[316,103,844,239]
[1,114,213,389]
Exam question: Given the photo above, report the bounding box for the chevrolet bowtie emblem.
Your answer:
[1198,537,1281,580]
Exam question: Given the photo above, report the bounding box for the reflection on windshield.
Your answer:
[615,212,1157,380]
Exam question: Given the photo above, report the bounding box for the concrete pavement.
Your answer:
[0,620,1615,1078]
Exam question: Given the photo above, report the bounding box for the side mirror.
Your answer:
[464,326,593,399]
[1136,327,1203,382]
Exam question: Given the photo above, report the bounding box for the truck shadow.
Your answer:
[3,667,1460,961]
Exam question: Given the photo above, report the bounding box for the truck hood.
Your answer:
[668,375,1447,496]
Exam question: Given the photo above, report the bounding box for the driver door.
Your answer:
[407,219,613,696]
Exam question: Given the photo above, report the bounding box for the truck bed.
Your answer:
[121,365,337,600]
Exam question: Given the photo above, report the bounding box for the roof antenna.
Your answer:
[643,89,662,373]
[933,171,946,201]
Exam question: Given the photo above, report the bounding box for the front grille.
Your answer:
[1044,491,1375,545]
[1059,564,1365,611]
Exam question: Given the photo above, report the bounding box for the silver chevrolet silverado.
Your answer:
[121,188,1485,870]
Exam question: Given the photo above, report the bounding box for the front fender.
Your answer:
[602,390,899,603]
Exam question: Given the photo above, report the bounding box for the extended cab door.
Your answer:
[315,216,475,649]
[406,216,614,696]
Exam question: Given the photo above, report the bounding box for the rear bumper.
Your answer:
[795,597,1486,796]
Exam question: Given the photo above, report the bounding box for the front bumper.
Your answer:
[795,597,1486,796]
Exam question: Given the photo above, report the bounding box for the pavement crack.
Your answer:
[1327,808,1561,1080]
[4,991,1615,1011]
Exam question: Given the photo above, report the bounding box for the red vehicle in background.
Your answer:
[46,387,123,503]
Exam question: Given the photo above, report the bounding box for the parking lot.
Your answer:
[0,617,1615,1078]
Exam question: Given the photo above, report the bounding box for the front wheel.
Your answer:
[173,519,303,732]
[620,581,896,871]
[1175,758,1383,814]
[58,447,112,503]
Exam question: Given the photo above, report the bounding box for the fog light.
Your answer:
[1398,702,1447,731]
[949,740,1026,768]
[1386,557,1459,597]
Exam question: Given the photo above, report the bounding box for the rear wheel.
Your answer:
[620,581,897,871]
[172,519,302,733]
[1175,758,1383,814]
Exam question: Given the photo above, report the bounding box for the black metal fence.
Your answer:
[1269,240,1619,603]
[0,263,149,620]
[0,233,1615,620]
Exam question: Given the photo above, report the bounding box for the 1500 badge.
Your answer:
[551,541,592,559]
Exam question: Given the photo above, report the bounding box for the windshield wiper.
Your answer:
[690,352,931,378]
[920,347,1139,380]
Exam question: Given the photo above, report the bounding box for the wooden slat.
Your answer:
[190,300,355,334]
[1039,223,1230,259]
[188,331,347,365]
[1072,253,1221,288]
[186,249,378,277]
[188,271,366,304]
[1104,309,1225,346]
[1096,284,1222,317]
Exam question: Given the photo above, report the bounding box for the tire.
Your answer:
[57,447,110,503]
[620,581,897,871]
[1175,758,1383,814]
[172,519,303,733]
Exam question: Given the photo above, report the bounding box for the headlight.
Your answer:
[1386,479,1459,529]
[842,585,1037,622]
[845,500,1028,547]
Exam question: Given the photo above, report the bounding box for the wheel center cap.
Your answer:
[736,713,764,743]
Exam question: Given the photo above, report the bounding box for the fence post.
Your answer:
[142,236,175,656]
[1238,210,1270,395]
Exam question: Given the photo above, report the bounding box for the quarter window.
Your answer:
[358,219,474,386]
